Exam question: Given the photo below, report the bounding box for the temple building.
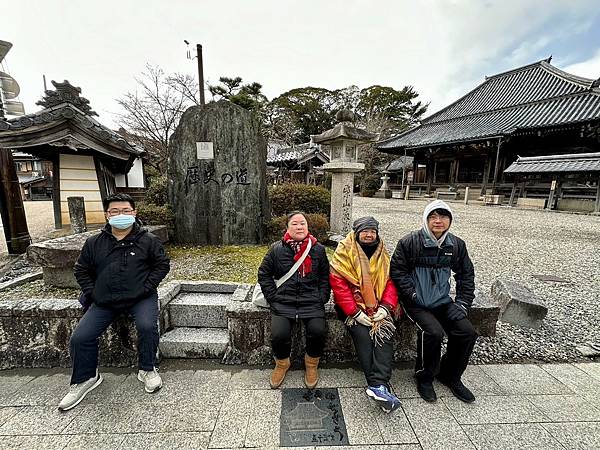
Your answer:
[0,80,143,227]
[377,58,600,207]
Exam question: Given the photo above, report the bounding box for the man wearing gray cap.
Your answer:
[390,200,477,403]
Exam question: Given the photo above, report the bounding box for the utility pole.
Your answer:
[0,149,31,254]
[197,44,205,105]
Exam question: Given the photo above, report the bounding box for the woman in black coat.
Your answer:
[257,211,330,389]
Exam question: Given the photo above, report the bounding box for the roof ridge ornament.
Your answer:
[36,80,98,116]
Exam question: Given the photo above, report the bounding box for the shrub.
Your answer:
[360,173,380,197]
[269,183,331,218]
[145,175,168,206]
[136,201,174,232]
[267,213,329,243]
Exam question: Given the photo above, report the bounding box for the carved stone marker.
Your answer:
[168,100,269,245]
[280,388,349,447]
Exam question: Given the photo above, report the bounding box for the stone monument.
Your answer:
[313,110,376,235]
[168,100,269,245]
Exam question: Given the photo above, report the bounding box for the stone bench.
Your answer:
[26,225,168,289]
[0,281,179,370]
[436,191,458,200]
[223,289,500,365]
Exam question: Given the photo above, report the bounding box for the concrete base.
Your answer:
[517,198,546,209]
[42,267,78,289]
[557,198,595,213]
[374,189,392,199]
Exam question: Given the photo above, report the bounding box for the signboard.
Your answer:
[196,142,214,159]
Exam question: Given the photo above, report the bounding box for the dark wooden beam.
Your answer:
[51,156,62,229]
[0,149,32,253]
[491,138,503,194]
[480,153,492,196]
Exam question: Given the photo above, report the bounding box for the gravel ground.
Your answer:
[353,196,600,364]
[0,200,55,255]
[0,201,56,282]
[2,197,598,364]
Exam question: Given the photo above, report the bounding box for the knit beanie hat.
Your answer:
[353,216,379,235]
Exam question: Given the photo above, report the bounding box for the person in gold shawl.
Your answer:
[330,216,402,413]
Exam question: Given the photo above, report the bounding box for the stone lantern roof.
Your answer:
[312,109,377,145]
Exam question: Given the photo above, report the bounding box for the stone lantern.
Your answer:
[375,169,392,198]
[313,109,376,235]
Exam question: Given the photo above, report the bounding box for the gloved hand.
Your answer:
[371,307,389,322]
[447,301,468,321]
[353,310,372,327]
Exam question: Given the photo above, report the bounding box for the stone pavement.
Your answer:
[0,362,599,449]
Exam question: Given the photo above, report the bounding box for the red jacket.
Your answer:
[330,272,400,318]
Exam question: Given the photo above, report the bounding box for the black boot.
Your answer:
[416,379,437,402]
[437,375,475,403]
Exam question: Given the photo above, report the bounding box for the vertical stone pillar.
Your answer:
[464,186,470,205]
[67,196,87,233]
[325,162,364,235]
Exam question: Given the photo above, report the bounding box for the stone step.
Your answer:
[168,292,231,328]
[159,327,229,359]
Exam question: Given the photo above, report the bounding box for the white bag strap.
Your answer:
[275,239,312,288]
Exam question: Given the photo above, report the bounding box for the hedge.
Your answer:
[269,183,330,218]
[266,213,329,243]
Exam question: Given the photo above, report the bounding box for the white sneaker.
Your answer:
[137,368,162,393]
[58,373,103,411]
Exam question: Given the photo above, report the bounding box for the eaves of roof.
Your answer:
[504,152,600,174]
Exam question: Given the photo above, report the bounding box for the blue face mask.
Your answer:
[108,214,136,230]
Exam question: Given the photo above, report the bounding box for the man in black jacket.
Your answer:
[58,193,170,411]
[390,200,477,403]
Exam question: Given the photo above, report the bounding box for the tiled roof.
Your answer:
[378,60,600,150]
[0,103,142,156]
[504,152,600,174]
[267,143,329,165]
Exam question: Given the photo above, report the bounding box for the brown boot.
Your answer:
[270,358,291,389]
[304,354,320,389]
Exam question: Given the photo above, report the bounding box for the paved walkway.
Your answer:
[0,362,599,449]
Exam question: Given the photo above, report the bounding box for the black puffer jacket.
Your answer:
[74,222,170,310]
[257,240,330,319]
[390,230,475,310]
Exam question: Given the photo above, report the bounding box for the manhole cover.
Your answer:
[531,274,570,283]
[280,388,349,447]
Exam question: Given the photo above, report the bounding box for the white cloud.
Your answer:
[2,0,598,127]
[563,49,600,79]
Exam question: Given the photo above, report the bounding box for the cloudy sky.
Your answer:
[2,0,600,129]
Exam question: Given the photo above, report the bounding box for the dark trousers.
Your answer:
[70,294,159,384]
[271,315,326,359]
[348,323,394,388]
[404,303,478,383]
